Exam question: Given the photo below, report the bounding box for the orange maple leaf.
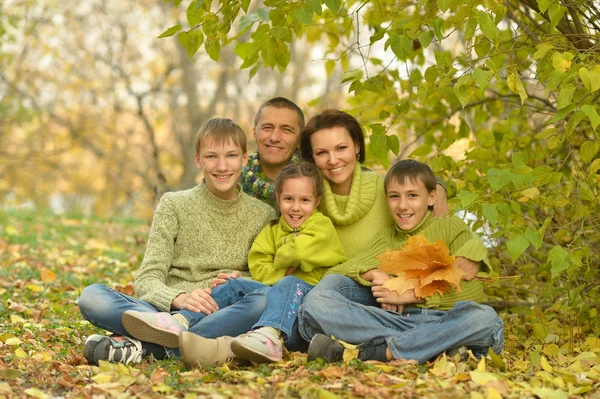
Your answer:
[376,235,461,298]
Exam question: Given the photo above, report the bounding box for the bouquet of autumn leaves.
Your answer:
[377,235,463,299]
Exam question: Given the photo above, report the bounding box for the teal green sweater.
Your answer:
[248,211,348,285]
[327,212,491,310]
[134,182,276,311]
[319,164,395,258]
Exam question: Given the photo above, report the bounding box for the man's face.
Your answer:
[196,138,248,200]
[253,106,302,172]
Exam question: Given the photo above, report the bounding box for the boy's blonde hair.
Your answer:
[195,118,247,156]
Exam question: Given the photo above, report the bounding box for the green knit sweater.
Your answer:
[134,182,276,311]
[327,212,491,310]
[318,164,395,258]
[248,211,348,285]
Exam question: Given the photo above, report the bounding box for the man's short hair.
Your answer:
[384,159,437,193]
[300,109,366,164]
[253,97,305,130]
[195,118,247,156]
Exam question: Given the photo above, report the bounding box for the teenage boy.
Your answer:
[78,118,276,365]
[298,159,504,364]
[241,97,305,206]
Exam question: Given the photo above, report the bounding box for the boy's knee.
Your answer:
[312,274,353,292]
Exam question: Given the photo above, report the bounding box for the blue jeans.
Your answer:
[78,278,269,340]
[298,275,504,364]
[253,275,313,338]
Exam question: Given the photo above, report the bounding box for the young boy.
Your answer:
[299,159,504,364]
[78,118,276,365]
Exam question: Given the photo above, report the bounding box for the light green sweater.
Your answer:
[327,212,491,311]
[318,164,395,258]
[134,182,276,311]
[248,211,348,285]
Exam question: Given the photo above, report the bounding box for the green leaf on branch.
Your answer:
[552,52,572,73]
[581,105,600,131]
[507,234,530,263]
[387,135,400,156]
[295,7,314,25]
[206,38,220,61]
[537,0,552,13]
[557,84,575,109]
[437,0,451,13]
[178,29,204,59]
[306,0,322,15]
[533,43,553,60]
[323,0,342,14]
[457,190,479,208]
[523,228,541,252]
[240,14,261,32]
[158,24,182,38]
[477,11,499,42]
[454,75,475,108]
[364,76,385,94]
[473,67,493,94]
[187,1,204,26]
[434,51,452,67]
[580,140,599,164]
[590,159,600,174]
[548,103,575,124]
[431,19,443,41]
[418,30,434,49]
[548,3,567,28]
[580,66,600,93]
[257,8,270,21]
[548,246,571,278]
[487,168,511,191]
[507,72,528,105]
[482,203,499,226]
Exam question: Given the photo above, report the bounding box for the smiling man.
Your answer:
[241,97,305,206]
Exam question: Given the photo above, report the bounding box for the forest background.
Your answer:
[0,0,599,398]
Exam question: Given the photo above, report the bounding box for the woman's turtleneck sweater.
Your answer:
[318,163,395,258]
[326,211,491,310]
[134,181,276,311]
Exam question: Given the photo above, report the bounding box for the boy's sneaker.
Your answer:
[307,334,344,363]
[230,327,283,363]
[84,334,144,365]
[122,310,187,348]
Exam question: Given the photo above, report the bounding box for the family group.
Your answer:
[78,97,504,367]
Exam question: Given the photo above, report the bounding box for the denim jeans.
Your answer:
[298,275,504,364]
[78,278,269,340]
[253,275,313,338]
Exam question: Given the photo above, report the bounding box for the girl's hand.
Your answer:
[360,269,390,282]
[210,271,241,288]
[284,267,297,276]
[372,283,425,306]
[171,288,219,314]
[455,257,480,281]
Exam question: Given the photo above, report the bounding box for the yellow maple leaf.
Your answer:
[376,235,461,298]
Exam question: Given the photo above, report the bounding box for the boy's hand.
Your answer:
[284,267,297,276]
[210,271,241,288]
[372,281,425,308]
[455,257,480,280]
[172,288,219,314]
[360,269,390,282]
[432,184,448,218]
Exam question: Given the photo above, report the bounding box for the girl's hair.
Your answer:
[272,162,324,213]
[299,109,366,164]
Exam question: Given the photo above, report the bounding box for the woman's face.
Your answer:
[310,126,359,195]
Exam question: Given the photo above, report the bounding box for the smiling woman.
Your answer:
[299,110,394,259]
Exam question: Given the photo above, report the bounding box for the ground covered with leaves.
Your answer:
[0,210,598,398]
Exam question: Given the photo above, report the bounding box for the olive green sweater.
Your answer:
[318,164,395,258]
[134,182,276,311]
[326,212,491,310]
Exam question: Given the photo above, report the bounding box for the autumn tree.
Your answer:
[162,0,600,334]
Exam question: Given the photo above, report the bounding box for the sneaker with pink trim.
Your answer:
[230,327,283,363]
[122,310,187,348]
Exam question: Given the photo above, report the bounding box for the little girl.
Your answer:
[179,162,348,365]
[230,161,348,363]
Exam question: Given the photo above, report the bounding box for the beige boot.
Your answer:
[179,332,233,367]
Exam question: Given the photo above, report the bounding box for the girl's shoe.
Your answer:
[122,311,187,348]
[179,331,234,367]
[230,327,283,363]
